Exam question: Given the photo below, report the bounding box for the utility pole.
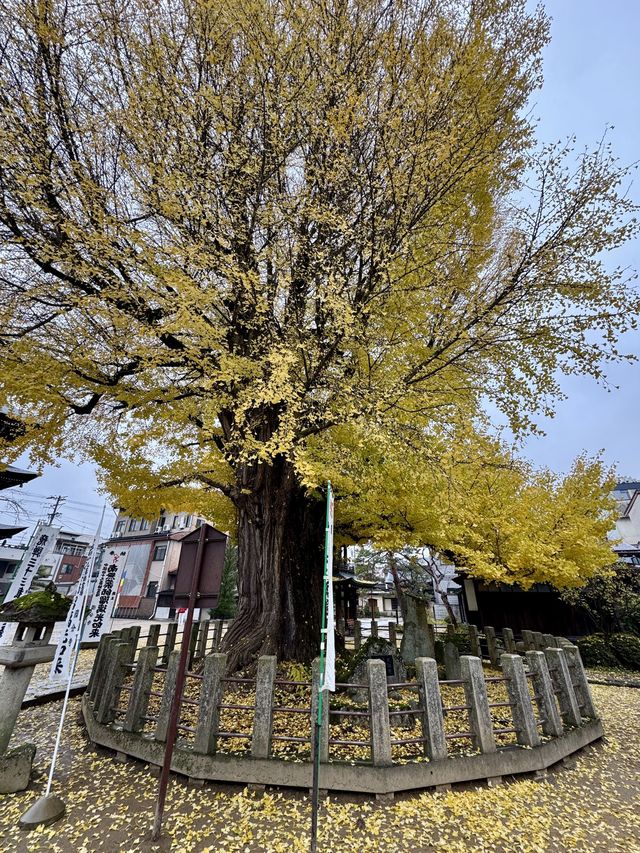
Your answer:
[46,495,66,526]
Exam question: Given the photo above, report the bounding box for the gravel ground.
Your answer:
[0,683,639,852]
[24,650,96,702]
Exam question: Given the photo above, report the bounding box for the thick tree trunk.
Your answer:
[221,457,326,672]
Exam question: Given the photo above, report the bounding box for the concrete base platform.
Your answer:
[82,696,604,797]
[0,743,37,794]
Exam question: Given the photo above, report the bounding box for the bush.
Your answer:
[609,633,640,670]
[576,634,619,668]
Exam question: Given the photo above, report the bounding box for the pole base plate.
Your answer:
[19,794,66,830]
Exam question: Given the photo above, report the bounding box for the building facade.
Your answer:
[105,510,207,618]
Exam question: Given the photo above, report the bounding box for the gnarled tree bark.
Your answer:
[221,456,326,672]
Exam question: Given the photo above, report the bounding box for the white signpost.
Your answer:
[0,523,60,644]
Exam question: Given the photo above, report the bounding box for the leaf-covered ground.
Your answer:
[1,684,639,852]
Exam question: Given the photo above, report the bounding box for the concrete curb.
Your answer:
[588,677,640,689]
[82,695,603,796]
[22,682,88,709]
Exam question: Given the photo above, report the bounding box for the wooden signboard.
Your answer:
[172,524,227,609]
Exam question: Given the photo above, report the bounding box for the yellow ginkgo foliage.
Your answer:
[0,0,636,665]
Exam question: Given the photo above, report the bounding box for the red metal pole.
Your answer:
[152,524,207,840]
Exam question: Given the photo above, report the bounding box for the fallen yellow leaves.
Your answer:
[0,684,639,852]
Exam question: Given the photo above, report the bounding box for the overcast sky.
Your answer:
[2,0,639,540]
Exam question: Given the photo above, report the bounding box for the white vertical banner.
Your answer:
[0,523,60,644]
[50,508,105,680]
[321,482,335,692]
[82,549,127,642]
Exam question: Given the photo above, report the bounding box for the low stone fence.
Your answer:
[82,626,602,798]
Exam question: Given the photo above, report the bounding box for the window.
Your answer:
[62,563,74,575]
[139,519,150,531]
[153,544,167,562]
[128,518,138,532]
[183,515,191,527]
[172,515,179,528]
[115,520,126,533]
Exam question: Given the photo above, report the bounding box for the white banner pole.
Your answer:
[45,505,106,796]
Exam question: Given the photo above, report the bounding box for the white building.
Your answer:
[611,481,640,564]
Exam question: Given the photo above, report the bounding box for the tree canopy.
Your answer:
[0,0,636,663]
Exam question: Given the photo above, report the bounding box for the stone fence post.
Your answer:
[146,624,161,647]
[525,651,563,738]
[161,622,178,666]
[196,620,210,658]
[415,657,446,761]
[388,622,397,648]
[124,645,158,732]
[96,641,131,725]
[544,648,582,728]
[353,621,362,651]
[521,630,536,652]
[444,642,461,680]
[370,619,379,638]
[155,650,180,742]
[563,645,598,719]
[502,628,516,654]
[484,626,500,667]
[500,654,539,747]
[426,624,436,658]
[213,620,223,651]
[467,624,481,658]
[532,632,545,651]
[194,653,227,754]
[367,659,392,766]
[461,656,496,754]
[542,633,556,650]
[188,622,200,668]
[91,633,121,707]
[88,633,113,703]
[252,656,277,758]
[311,658,329,763]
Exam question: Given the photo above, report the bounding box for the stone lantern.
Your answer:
[0,583,70,793]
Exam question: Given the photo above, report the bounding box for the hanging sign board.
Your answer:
[172,524,227,609]
[82,549,127,641]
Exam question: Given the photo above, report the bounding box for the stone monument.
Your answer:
[0,584,70,793]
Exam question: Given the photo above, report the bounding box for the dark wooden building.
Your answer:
[459,576,593,638]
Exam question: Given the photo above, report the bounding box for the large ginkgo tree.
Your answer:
[0,0,636,667]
